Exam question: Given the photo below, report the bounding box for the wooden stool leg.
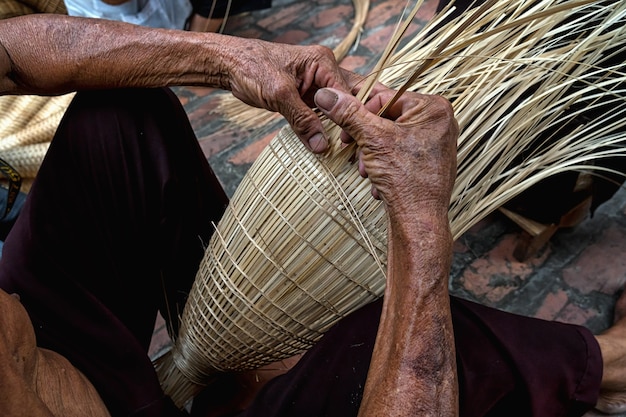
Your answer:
[499,196,592,261]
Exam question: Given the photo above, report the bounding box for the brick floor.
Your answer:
[151,0,626,415]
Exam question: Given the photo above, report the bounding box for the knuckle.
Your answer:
[272,83,294,103]
[342,97,361,120]
[311,44,334,59]
[430,95,455,120]
[426,95,459,142]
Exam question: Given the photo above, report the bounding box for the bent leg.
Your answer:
[233,296,601,417]
[0,88,228,417]
[452,297,601,417]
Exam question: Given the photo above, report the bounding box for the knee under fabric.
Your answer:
[230,297,601,417]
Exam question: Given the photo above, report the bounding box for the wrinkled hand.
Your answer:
[224,39,350,153]
[316,84,460,417]
[314,85,458,216]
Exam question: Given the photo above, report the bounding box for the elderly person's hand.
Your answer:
[219,39,350,153]
[314,84,460,417]
[0,288,111,417]
[0,15,350,153]
[314,85,458,214]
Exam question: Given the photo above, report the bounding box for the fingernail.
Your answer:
[315,88,338,111]
[308,133,328,153]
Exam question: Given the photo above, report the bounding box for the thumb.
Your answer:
[314,88,381,143]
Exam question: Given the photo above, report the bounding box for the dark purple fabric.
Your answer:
[230,297,602,417]
[0,88,228,417]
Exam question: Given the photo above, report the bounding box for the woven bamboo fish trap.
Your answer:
[156,0,626,407]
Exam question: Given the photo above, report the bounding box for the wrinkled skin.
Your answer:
[0,14,349,152]
[223,40,351,152]
[315,86,459,417]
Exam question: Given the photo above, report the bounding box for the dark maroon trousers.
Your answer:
[0,88,601,417]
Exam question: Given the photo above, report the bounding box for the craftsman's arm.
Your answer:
[315,86,459,416]
[0,14,348,151]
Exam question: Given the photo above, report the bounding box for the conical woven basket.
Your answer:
[183,128,387,365]
[156,123,388,403]
[157,0,626,407]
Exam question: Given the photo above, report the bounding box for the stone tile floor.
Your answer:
[150,0,626,415]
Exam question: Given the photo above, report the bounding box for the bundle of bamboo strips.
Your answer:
[156,0,626,408]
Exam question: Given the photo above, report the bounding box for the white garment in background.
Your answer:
[64,0,193,30]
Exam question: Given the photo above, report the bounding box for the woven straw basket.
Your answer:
[184,128,387,365]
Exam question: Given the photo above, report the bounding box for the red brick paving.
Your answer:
[562,226,626,296]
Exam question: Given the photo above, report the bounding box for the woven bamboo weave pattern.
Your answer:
[180,126,387,370]
[156,124,388,403]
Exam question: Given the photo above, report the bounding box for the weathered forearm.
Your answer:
[358,209,458,417]
[0,14,346,149]
[0,14,236,95]
[312,81,459,417]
